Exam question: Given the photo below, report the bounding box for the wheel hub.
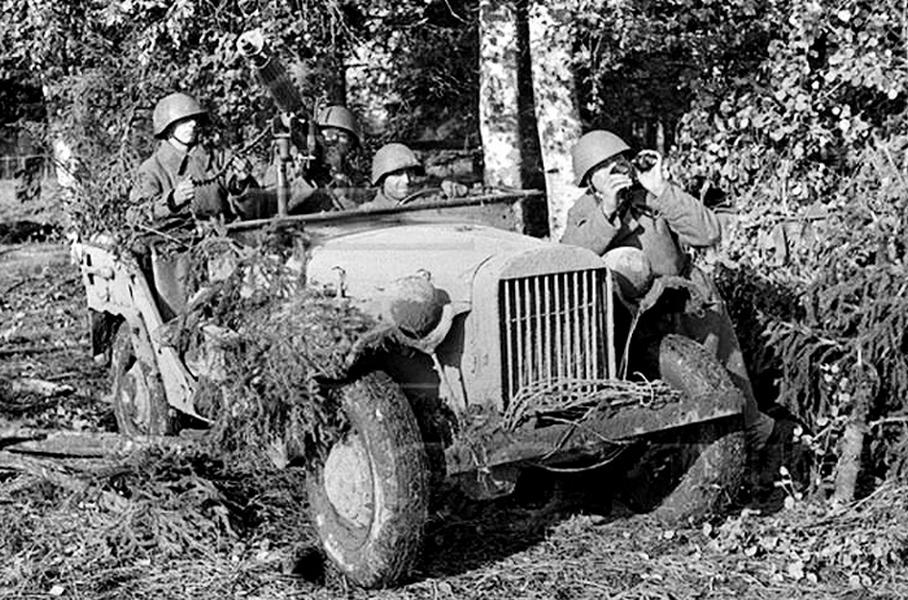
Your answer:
[323,432,374,529]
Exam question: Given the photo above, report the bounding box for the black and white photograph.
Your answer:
[0,1,906,598]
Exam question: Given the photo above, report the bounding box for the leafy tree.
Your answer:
[681,0,908,495]
[572,0,908,495]
[0,0,484,233]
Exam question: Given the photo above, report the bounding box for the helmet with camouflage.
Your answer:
[152,92,208,139]
[317,105,361,147]
[371,143,422,185]
[571,130,631,187]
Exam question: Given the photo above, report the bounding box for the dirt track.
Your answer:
[1,242,906,600]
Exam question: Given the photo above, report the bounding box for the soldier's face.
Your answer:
[383,170,412,201]
[170,117,199,146]
[322,127,353,150]
[322,127,354,169]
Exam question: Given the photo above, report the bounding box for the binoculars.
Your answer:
[611,152,658,180]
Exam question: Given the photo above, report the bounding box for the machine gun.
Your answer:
[237,29,319,216]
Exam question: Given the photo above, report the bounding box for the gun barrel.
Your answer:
[238,29,305,115]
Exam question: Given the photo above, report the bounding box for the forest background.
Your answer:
[1,0,907,503]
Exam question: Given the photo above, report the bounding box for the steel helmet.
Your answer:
[152,92,207,139]
[371,143,422,185]
[317,105,361,147]
[571,130,631,187]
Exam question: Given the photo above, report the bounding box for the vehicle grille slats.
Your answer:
[501,269,607,405]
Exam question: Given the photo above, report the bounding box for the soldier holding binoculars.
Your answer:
[562,129,794,489]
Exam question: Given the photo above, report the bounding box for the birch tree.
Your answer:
[528,0,582,240]
[478,0,523,189]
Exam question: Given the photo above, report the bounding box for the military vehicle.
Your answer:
[74,191,744,587]
[72,27,745,588]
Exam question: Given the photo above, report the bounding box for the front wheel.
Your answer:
[621,334,746,522]
[306,371,430,588]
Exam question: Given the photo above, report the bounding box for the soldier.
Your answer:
[317,104,362,188]
[256,104,370,215]
[361,142,468,210]
[561,129,794,480]
[127,92,256,319]
[126,92,256,228]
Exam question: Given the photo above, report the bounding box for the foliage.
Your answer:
[701,482,908,588]
[163,228,379,465]
[0,448,317,599]
[761,138,908,488]
[0,0,481,236]
[353,0,480,143]
[574,0,774,149]
[574,0,908,491]
[5,0,908,493]
[669,1,907,488]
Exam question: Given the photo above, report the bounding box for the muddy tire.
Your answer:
[307,371,429,588]
[622,334,745,523]
[110,321,174,437]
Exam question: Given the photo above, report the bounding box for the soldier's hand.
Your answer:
[441,179,470,198]
[634,150,668,198]
[230,156,252,182]
[290,153,310,178]
[173,179,196,206]
[591,163,632,221]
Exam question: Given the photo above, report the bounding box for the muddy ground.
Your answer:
[1,239,905,600]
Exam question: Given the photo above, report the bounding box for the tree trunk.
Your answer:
[478,0,523,189]
[832,364,875,504]
[527,0,582,241]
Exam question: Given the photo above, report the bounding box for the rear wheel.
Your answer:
[621,334,745,522]
[307,371,429,588]
[110,321,174,437]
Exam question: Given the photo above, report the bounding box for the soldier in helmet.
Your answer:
[561,129,794,482]
[362,143,422,209]
[256,103,370,215]
[127,92,257,228]
[317,104,362,187]
[360,142,469,210]
[126,92,258,319]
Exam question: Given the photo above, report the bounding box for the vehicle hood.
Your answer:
[305,223,547,311]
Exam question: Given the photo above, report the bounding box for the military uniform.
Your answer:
[126,141,248,227]
[127,92,258,320]
[249,105,371,217]
[562,181,774,448]
[562,184,720,276]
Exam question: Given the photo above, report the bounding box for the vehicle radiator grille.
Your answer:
[500,269,608,404]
